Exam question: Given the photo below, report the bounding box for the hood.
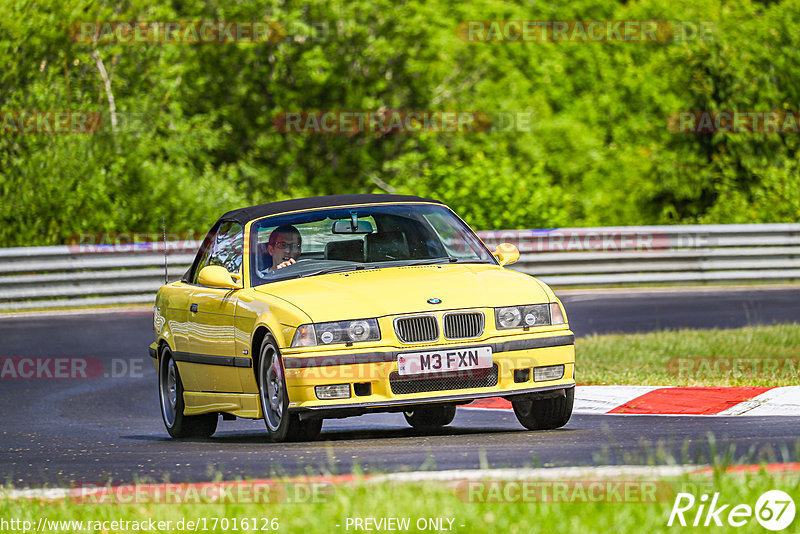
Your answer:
[252,264,551,322]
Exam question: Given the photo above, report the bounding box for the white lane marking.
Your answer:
[0,306,151,319]
[572,385,663,413]
[1,465,706,500]
[2,487,74,500]
[556,284,800,299]
[718,385,800,416]
[460,386,664,414]
[367,465,701,483]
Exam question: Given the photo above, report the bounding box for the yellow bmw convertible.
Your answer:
[149,194,575,441]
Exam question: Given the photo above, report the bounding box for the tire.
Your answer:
[159,346,218,439]
[404,404,456,429]
[257,335,322,442]
[292,417,323,441]
[511,388,574,431]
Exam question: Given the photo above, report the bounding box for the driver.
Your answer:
[267,225,302,271]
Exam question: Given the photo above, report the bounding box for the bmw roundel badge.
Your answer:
[427,298,442,304]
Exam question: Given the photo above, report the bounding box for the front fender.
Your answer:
[235,289,313,395]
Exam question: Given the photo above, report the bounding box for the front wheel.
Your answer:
[404,404,456,429]
[159,346,218,438]
[511,388,574,431]
[257,336,322,442]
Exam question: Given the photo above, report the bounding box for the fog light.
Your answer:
[533,364,564,382]
[315,384,351,399]
[513,368,531,383]
[354,382,372,396]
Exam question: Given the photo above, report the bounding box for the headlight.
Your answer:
[495,304,563,329]
[496,307,522,328]
[291,318,381,347]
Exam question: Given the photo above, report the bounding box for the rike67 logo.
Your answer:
[668,490,795,530]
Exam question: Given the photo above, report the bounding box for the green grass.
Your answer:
[577,323,800,386]
[2,468,799,533]
[0,303,152,315]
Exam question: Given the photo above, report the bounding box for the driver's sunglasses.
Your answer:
[273,241,300,251]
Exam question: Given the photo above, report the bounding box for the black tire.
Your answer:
[292,417,323,441]
[159,346,218,439]
[256,335,322,442]
[403,404,457,429]
[511,388,574,431]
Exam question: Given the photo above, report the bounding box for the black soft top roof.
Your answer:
[219,194,444,225]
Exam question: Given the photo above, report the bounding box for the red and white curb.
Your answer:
[465,386,800,416]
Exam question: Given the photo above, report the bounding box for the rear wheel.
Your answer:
[511,388,574,431]
[404,404,456,429]
[159,346,218,438]
[257,336,322,442]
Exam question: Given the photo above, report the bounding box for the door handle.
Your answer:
[190,303,198,313]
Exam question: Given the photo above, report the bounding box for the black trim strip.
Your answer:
[284,351,394,369]
[283,334,574,369]
[295,383,575,412]
[148,347,157,360]
[492,334,575,353]
[173,351,252,368]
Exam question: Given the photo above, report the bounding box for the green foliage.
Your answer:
[1,0,799,246]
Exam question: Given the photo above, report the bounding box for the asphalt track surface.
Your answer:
[2,287,799,486]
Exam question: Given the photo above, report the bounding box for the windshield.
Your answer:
[249,203,496,286]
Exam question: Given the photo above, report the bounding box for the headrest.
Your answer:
[365,231,409,262]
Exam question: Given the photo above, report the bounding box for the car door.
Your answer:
[180,221,246,393]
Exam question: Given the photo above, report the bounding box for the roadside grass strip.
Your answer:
[575,323,800,387]
[2,465,799,533]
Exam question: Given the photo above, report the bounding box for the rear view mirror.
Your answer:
[332,220,374,234]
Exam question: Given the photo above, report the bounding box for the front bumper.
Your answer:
[282,331,576,416]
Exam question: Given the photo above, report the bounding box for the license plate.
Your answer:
[397,346,493,376]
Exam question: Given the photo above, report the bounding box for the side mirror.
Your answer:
[493,243,520,266]
[198,265,243,290]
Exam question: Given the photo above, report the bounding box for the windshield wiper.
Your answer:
[403,257,461,266]
[407,257,496,266]
[299,263,368,278]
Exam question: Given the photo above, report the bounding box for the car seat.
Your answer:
[325,239,365,262]
[365,231,410,262]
